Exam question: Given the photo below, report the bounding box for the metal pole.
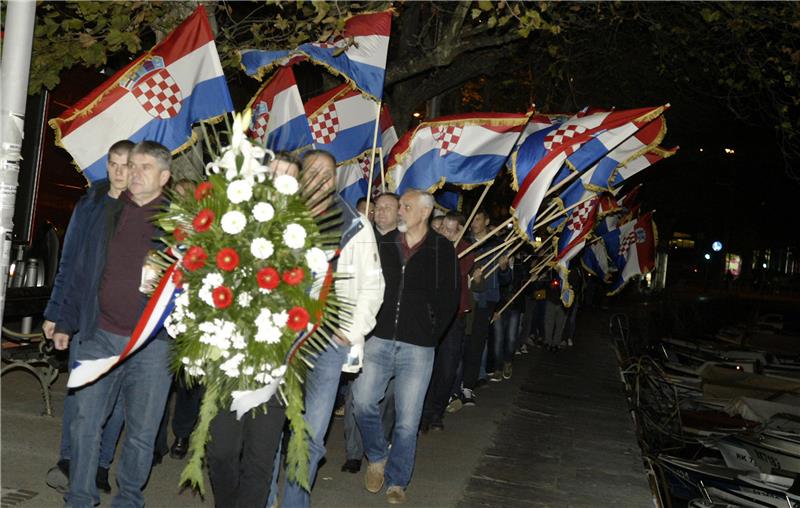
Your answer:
[0,0,38,328]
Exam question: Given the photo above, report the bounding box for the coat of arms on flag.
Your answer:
[310,102,340,144]
[566,199,595,233]
[249,101,270,145]
[432,125,463,156]
[121,56,183,119]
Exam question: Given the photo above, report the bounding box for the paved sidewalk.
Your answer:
[458,309,653,508]
[1,308,650,507]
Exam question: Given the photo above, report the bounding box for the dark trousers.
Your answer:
[207,400,285,508]
[155,377,203,456]
[462,302,495,390]
[423,314,466,424]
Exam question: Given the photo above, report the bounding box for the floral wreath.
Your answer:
[159,112,344,493]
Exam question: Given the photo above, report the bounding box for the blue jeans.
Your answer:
[423,315,466,425]
[344,378,395,461]
[66,329,172,508]
[60,334,125,469]
[282,342,347,507]
[352,337,434,489]
[492,309,520,367]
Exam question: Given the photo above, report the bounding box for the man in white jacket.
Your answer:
[281,150,385,507]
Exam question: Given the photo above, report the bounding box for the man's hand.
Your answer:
[472,266,484,284]
[331,326,352,347]
[301,156,336,216]
[499,254,510,270]
[53,332,70,351]
[42,320,55,339]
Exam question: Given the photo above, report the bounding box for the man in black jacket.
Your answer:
[352,189,459,504]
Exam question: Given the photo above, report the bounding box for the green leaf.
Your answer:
[700,8,721,24]
[487,15,497,29]
[478,0,494,11]
[471,8,481,19]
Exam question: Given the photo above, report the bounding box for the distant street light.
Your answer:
[724,147,735,155]
[412,112,421,118]
[704,253,711,260]
[712,241,722,252]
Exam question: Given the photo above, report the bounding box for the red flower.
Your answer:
[194,182,213,201]
[257,267,280,290]
[193,208,215,233]
[172,269,184,287]
[282,267,305,286]
[287,306,310,331]
[174,226,188,243]
[212,286,233,309]
[184,246,208,272]
[216,248,240,272]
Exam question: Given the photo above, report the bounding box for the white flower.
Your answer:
[198,319,238,351]
[198,272,224,307]
[227,180,253,204]
[250,238,274,260]
[220,353,245,378]
[274,174,299,195]
[272,310,288,328]
[255,308,273,328]
[230,333,246,350]
[242,366,255,376]
[221,211,247,235]
[252,202,275,222]
[271,365,287,378]
[187,365,205,377]
[202,272,224,287]
[255,325,282,344]
[305,247,330,274]
[181,357,191,365]
[217,150,238,180]
[237,292,253,308]
[255,372,274,385]
[283,223,307,249]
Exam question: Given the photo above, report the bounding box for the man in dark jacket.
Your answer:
[352,189,459,504]
[53,141,173,508]
[44,140,132,495]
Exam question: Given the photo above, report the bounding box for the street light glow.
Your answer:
[704,253,711,260]
[712,241,722,252]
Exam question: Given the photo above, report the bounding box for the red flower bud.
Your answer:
[193,208,215,233]
[282,267,305,286]
[174,226,187,243]
[184,246,208,272]
[194,182,213,201]
[172,269,184,287]
[257,267,280,290]
[216,248,240,272]
[287,306,310,332]
[212,286,233,309]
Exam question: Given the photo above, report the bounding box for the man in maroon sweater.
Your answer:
[54,141,173,508]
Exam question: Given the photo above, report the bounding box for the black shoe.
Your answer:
[170,437,189,460]
[152,452,163,468]
[419,420,431,434]
[341,459,361,473]
[96,466,111,493]
[430,422,444,432]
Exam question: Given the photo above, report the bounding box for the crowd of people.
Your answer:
[41,140,585,507]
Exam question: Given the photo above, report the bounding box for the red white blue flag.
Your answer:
[305,84,383,165]
[511,106,663,242]
[245,65,313,151]
[240,10,392,100]
[387,112,530,195]
[603,211,657,294]
[50,6,233,182]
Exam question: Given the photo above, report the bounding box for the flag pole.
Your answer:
[365,100,382,217]
[473,235,516,263]
[481,238,525,278]
[378,146,387,193]
[458,216,513,258]
[491,276,535,323]
[454,183,492,246]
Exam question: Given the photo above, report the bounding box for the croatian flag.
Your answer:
[508,114,566,190]
[435,189,462,211]
[594,193,622,237]
[550,104,669,189]
[245,65,312,151]
[305,84,382,164]
[387,112,530,194]
[240,10,391,99]
[554,196,599,263]
[50,6,233,183]
[336,105,398,206]
[602,211,657,294]
[582,241,614,283]
[618,183,642,213]
[552,117,672,224]
[510,106,663,241]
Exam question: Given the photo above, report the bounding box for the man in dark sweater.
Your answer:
[53,141,172,508]
[352,189,459,504]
